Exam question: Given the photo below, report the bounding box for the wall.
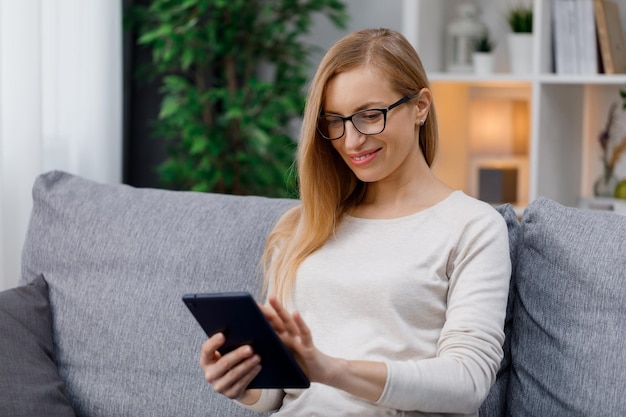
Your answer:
[305,0,403,67]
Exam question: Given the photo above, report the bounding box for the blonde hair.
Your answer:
[262,28,438,303]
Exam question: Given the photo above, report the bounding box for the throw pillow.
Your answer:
[0,274,76,417]
[507,198,626,416]
[20,171,294,417]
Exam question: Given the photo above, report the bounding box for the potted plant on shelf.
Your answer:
[473,30,495,74]
[125,1,347,197]
[506,4,533,74]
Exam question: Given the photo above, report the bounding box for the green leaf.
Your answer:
[181,49,194,71]
[225,107,244,120]
[162,75,189,91]
[138,24,174,45]
[159,95,180,119]
[189,138,208,155]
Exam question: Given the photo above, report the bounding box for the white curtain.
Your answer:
[0,0,122,291]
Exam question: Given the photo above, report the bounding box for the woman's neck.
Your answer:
[352,170,454,219]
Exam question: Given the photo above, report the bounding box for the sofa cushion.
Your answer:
[479,204,520,417]
[0,274,76,417]
[507,197,626,416]
[20,171,297,417]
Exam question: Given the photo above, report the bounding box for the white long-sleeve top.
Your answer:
[242,191,511,416]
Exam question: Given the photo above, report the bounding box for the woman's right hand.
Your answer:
[199,332,262,404]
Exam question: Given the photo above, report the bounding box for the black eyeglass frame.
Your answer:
[316,95,414,141]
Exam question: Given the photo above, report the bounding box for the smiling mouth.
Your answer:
[353,153,374,161]
[349,148,381,164]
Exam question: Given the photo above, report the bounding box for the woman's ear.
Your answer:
[414,88,432,126]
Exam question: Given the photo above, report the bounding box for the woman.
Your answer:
[200,28,510,416]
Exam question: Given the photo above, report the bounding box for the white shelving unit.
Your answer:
[402,0,626,208]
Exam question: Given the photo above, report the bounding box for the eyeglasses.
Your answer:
[316,95,413,141]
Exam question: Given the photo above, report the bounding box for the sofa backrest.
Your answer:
[21,171,296,417]
[27,171,624,417]
[505,197,626,417]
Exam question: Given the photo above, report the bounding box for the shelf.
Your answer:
[578,197,626,216]
[428,72,534,85]
[405,0,626,209]
[429,73,626,86]
[537,74,626,85]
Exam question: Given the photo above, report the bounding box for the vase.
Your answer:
[593,168,619,197]
[507,33,533,74]
[473,52,494,75]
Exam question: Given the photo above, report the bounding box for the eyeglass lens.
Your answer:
[318,110,386,140]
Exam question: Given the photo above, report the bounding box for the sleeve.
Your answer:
[375,208,511,414]
[235,389,285,412]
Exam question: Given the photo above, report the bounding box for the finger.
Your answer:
[259,304,286,333]
[214,356,262,399]
[268,296,299,335]
[199,333,225,367]
[203,344,255,382]
[292,311,313,345]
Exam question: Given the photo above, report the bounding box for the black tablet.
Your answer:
[182,291,310,389]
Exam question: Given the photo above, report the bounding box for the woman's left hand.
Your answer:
[259,296,337,385]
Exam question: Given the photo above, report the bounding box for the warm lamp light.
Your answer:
[468,98,529,155]
[468,97,530,205]
[469,99,514,155]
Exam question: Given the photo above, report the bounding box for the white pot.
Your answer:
[508,33,533,74]
[473,52,494,74]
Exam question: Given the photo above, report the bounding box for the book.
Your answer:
[594,0,626,74]
[553,0,599,74]
[553,0,578,74]
[577,0,598,74]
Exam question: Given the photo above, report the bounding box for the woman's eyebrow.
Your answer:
[322,100,388,115]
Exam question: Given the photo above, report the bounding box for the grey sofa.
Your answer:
[1,171,625,417]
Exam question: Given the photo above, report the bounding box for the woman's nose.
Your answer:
[343,120,366,149]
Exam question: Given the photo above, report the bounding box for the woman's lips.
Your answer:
[349,148,381,166]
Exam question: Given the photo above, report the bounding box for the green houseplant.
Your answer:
[506,3,533,74]
[474,31,494,53]
[125,0,347,197]
[507,5,533,33]
[472,30,495,74]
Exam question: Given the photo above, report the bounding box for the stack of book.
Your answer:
[553,0,626,74]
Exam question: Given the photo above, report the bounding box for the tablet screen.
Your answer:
[183,292,310,389]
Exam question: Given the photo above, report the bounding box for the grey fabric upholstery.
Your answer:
[478,204,520,417]
[507,197,626,416]
[21,171,297,417]
[0,274,76,417]
[15,171,625,416]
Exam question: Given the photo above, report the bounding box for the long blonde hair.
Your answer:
[262,28,438,303]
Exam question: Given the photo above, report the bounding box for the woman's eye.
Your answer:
[360,111,382,122]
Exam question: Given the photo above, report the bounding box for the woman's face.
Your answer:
[322,66,430,185]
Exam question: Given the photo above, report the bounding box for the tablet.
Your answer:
[182,291,310,389]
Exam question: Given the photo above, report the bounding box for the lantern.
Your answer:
[446,3,486,73]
